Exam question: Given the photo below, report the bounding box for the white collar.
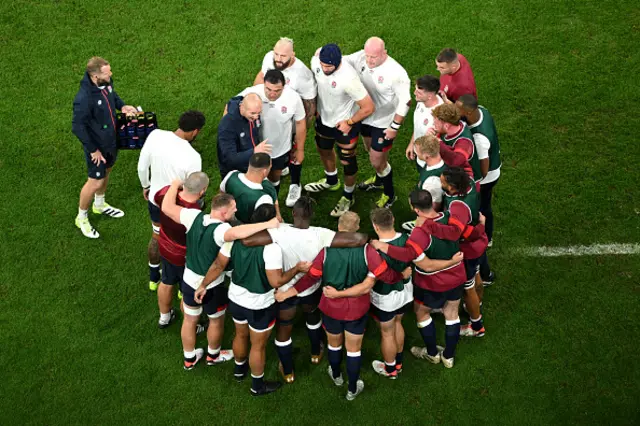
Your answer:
[379,232,402,243]
[426,159,444,171]
[239,173,264,190]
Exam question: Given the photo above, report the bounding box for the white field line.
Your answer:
[514,243,640,257]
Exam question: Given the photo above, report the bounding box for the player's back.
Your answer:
[322,246,369,291]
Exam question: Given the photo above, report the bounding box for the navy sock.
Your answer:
[380,169,394,199]
[443,319,461,359]
[385,361,396,374]
[251,374,264,392]
[290,164,302,185]
[328,345,342,378]
[149,263,160,283]
[418,317,438,356]
[471,315,484,332]
[346,351,362,393]
[234,360,248,379]
[306,322,323,355]
[325,171,338,186]
[395,351,404,368]
[275,339,294,375]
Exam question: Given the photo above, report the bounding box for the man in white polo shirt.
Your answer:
[343,37,412,209]
[239,69,306,207]
[137,110,205,292]
[406,75,444,170]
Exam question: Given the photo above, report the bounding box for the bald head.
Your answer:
[273,37,295,70]
[240,93,262,121]
[364,37,387,68]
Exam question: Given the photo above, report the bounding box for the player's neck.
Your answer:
[446,123,463,137]
[286,57,296,68]
[245,171,263,183]
[424,97,439,108]
[420,210,439,219]
[174,129,188,141]
[376,229,397,240]
[178,190,199,204]
[209,210,226,222]
[293,219,310,229]
[425,155,443,166]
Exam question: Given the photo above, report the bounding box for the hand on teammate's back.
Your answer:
[296,261,312,273]
[402,267,412,279]
[323,286,339,299]
[254,139,272,155]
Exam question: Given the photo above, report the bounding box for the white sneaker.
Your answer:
[327,365,344,386]
[92,202,124,218]
[207,349,234,366]
[410,346,441,364]
[330,196,354,217]
[285,184,301,207]
[371,360,398,379]
[402,220,416,232]
[75,216,99,239]
[440,347,455,368]
[346,379,364,401]
[281,166,290,177]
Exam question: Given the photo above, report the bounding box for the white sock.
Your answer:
[94,194,105,207]
[344,185,355,194]
[377,163,391,178]
[77,208,88,219]
[160,312,171,322]
[184,349,196,359]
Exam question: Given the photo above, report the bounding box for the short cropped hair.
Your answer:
[264,69,286,86]
[409,189,433,212]
[436,48,458,63]
[179,110,206,132]
[370,208,394,231]
[183,171,209,194]
[250,204,276,223]
[416,75,440,93]
[457,94,478,110]
[414,134,440,157]
[432,103,460,125]
[210,193,235,210]
[249,153,271,169]
[293,196,315,221]
[338,211,360,232]
[86,57,109,75]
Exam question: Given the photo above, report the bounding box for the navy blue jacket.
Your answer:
[216,96,262,178]
[72,72,126,153]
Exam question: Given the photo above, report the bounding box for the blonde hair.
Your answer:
[338,211,360,232]
[414,134,440,158]
[432,103,460,125]
[86,57,109,76]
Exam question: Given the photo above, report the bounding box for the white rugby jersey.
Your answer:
[261,51,317,100]
[239,85,305,158]
[137,129,201,206]
[343,50,411,129]
[412,96,444,167]
[311,55,369,128]
[267,223,336,297]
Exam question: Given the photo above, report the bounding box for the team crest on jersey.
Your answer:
[423,118,429,125]
[281,106,287,114]
[286,77,291,85]
[378,76,384,84]
[331,81,337,88]
[97,100,102,106]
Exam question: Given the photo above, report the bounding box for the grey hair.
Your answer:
[184,172,209,194]
[277,37,294,49]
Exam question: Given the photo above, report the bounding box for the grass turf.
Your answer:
[0,0,639,424]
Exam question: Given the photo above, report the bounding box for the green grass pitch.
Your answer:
[0,0,638,424]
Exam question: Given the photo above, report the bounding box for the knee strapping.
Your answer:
[338,145,358,175]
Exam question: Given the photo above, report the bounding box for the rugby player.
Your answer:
[435,48,477,102]
[405,75,444,169]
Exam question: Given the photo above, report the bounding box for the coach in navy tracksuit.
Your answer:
[72,56,137,239]
[217,93,272,179]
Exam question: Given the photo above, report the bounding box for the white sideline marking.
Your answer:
[515,243,640,257]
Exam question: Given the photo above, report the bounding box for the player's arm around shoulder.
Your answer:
[162,179,185,223]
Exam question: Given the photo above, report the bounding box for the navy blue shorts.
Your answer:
[84,148,117,179]
[315,115,361,148]
[370,301,411,323]
[414,284,464,310]
[271,151,291,171]
[323,313,368,335]
[229,301,277,332]
[148,200,161,223]
[181,282,228,317]
[277,287,322,312]
[360,124,394,152]
[160,256,183,286]
[464,256,483,289]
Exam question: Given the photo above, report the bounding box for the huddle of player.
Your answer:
[148,37,501,401]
